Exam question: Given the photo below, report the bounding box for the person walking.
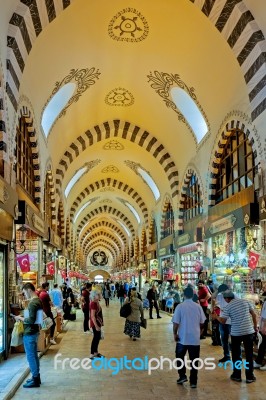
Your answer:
[254,299,266,370]
[103,283,110,307]
[50,284,63,308]
[81,282,92,333]
[14,283,43,388]
[117,283,126,308]
[172,286,206,389]
[197,280,211,338]
[39,282,57,345]
[147,285,162,319]
[89,290,104,359]
[212,290,257,383]
[124,288,144,341]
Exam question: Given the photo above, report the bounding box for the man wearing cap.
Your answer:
[172,287,206,389]
[212,290,257,384]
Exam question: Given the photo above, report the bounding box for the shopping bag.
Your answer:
[120,302,131,318]
[41,317,53,331]
[140,318,147,329]
[11,321,24,346]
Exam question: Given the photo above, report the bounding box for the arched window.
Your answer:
[162,203,174,239]
[183,174,202,221]
[16,117,35,200]
[44,174,52,226]
[215,130,255,204]
[150,218,158,244]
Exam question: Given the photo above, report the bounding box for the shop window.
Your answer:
[44,174,52,226]
[162,203,174,239]
[183,174,202,221]
[16,117,35,200]
[215,130,255,204]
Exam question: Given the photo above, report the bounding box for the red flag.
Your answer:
[248,251,260,270]
[46,261,55,275]
[60,270,67,278]
[16,254,30,272]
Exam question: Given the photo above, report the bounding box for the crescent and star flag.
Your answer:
[248,251,260,270]
[46,261,55,275]
[16,254,30,272]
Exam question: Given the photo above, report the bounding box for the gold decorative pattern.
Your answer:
[103,140,124,150]
[100,199,112,204]
[105,88,134,107]
[108,8,149,42]
[100,187,115,192]
[147,71,210,144]
[86,159,101,170]
[101,165,119,173]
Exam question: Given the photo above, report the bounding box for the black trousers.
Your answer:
[46,311,56,338]
[255,331,266,364]
[176,343,200,385]
[231,333,254,379]
[201,306,209,336]
[83,310,89,332]
[149,300,159,318]
[91,327,101,354]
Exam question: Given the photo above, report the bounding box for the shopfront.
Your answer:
[43,228,62,285]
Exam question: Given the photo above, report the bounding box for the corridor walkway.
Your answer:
[12,300,266,400]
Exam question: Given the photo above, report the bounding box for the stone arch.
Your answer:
[44,165,57,225]
[70,178,149,227]
[82,230,121,252]
[208,111,261,206]
[77,205,135,239]
[55,120,179,200]
[16,106,42,203]
[80,221,127,245]
[178,165,205,234]
[160,195,174,238]
[84,239,118,259]
[86,243,116,262]
[88,270,111,281]
[0,64,7,179]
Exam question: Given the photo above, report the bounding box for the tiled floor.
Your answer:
[8,300,266,399]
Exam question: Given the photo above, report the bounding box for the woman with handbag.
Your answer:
[124,288,144,341]
[89,290,104,359]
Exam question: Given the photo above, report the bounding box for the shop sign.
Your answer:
[208,214,237,235]
[159,248,166,256]
[178,233,190,246]
[150,259,159,279]
[32,213,45,233]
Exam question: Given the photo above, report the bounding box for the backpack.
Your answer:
[120,302,132,318]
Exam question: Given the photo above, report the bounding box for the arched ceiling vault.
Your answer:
[5,0,266,271]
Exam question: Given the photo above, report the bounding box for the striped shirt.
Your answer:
[222,298,255,336]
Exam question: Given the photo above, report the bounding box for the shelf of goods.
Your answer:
[180,253,202,287]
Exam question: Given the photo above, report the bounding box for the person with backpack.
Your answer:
[123,288,144,341]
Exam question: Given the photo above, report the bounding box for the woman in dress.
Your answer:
[90,290,104,359]
[124,288,144,341]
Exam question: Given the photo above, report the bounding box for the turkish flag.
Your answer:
[248,251,260,270]
[60,270,67,278]
[46,261,55,275]
[16,254,30,272]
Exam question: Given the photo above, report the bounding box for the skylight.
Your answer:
[137,167,160,201]
[73,201,91,223]
[65,166,87,198]
[125,202,140,224]
[171,87,208,143]
[117,220,130,237]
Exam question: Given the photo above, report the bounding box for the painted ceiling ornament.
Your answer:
[100,199,112,204]
[102,165,119,173]
[108,8,149,42]
[105,88,134,107]
[103,140,124,150]
[100,187,115,192]
[86,159,101,170]
[147,71,210,140]
[90,249,108,266]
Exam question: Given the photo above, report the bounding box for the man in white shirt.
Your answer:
[254,300,266,370]
[212,290,257,384]
[172,286,206,388]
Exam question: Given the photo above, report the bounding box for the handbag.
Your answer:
[41,317,53,331]
[140,318,147,329]
[120,302,132,318]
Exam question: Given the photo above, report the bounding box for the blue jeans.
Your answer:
[175,343,200,385]
[219,323,231,358]
[23,333,40,378]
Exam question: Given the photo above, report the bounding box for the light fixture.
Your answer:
[11,225,27,254]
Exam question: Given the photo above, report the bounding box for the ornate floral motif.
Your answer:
[147,71,210,144]
[103,140,124,150]
[86,159,101,170]
[108,8,149,42]
[105,88,134,106]
[100,187,115,192]
[101,165,119,173]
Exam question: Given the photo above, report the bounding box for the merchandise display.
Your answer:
[180,253,202,286]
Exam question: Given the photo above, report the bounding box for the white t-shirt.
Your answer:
[172,299,206,345]
[216,293,231,325]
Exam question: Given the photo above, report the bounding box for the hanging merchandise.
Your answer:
[46,261,55,275]
[248,251,260,270]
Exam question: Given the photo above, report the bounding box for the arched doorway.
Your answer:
[94,275,104,283]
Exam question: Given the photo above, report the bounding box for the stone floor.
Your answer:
[6,300,266,399]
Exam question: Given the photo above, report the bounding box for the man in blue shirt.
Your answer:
[172,286,206,388]
[50,284,63,308]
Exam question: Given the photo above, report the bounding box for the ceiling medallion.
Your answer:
[103,140,124,150]
[108,8,149,42]
[102,165,119,173]
[100,187,115,192]
[105,88,134,107]
[47,68,101,120]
